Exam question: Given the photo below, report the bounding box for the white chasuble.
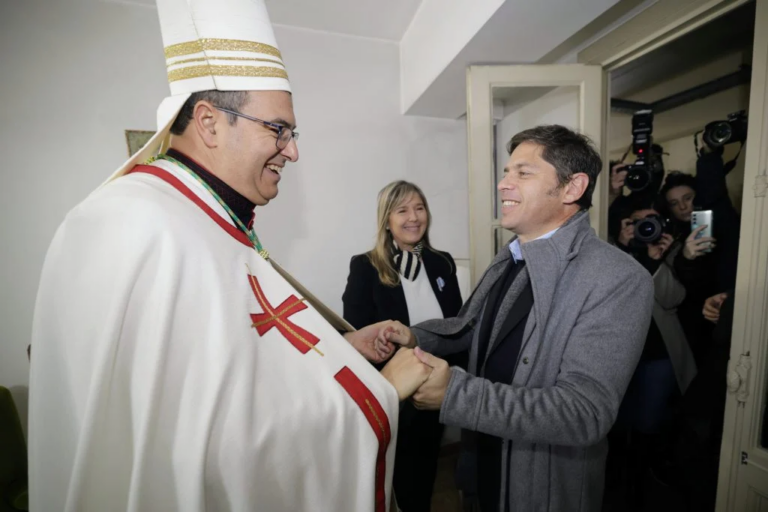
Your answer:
[28,159,398,512]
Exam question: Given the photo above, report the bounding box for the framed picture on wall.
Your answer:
[124,130,155,157]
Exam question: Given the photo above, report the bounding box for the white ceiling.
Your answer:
[404,0,624,118]
[264,0,423,41]
[102,0,423,42]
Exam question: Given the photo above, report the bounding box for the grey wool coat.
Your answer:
[412,211,654,512]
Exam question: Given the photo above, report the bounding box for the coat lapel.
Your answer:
[482,267,530,367]
[522,212,590,336]
[415,246,510,336]
[416,211,592,341]
[512,212,592,382]
[484,211,593,369]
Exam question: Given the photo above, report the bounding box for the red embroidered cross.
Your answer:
[247,273,323,356]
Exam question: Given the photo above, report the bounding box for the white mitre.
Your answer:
[105,0,290,183]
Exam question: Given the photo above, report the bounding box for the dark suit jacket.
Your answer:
[342,248,463,329]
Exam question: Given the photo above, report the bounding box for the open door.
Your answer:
[466,64,606,286]
[716,1,768,509]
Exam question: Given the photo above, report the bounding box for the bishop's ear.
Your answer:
[193,100,220,148]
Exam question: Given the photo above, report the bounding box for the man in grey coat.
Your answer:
[381,125,654,511]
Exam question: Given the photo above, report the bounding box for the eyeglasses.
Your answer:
[214,106,299,150]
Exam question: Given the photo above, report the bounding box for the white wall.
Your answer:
[0,0,170,433]
[260,24,469,317]
[0,0,469,430]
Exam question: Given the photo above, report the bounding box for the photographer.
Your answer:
[658,142,741,364]
[608,144,666,245]
[657,172,718,365]
[690,140,741,293]
[661,124,742,291]
[614,206,697,408]
[609,203,697,504]
[608,162,629,206]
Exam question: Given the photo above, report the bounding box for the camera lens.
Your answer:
[712,123,732,144]
[638,221,655,237]
[704,120,733,147]
[634,215,665,244]
[626,167,651,192]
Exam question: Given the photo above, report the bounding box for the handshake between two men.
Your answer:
[344,321,449,409]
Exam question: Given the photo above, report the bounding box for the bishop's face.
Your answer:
[220,90,299,206]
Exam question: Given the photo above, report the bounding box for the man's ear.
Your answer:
[563,173,589,205]
[192,100,220,149]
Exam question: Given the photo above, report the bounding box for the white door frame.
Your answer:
[714,1,768,509]
[466,65,604,286]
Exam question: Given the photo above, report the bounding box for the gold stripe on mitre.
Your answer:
[167,64,289,83]
[164,38,283,59]
[168,56,285,68]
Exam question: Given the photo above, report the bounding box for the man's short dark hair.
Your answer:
[506,125,602,209]
[170,90,250,135]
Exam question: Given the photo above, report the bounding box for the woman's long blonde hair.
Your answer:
[368,180,440,287]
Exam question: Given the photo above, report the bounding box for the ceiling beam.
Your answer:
[611,65,751,114]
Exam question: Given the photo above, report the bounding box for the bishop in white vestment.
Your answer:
[27,0,432,510]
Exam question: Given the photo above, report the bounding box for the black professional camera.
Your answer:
[703,110,748,148]
[624,110,663,192]
[625,144,664,193]
[633,214,668,244]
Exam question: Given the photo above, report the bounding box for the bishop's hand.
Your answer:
[344,321,397,363]
[380,348,433,401]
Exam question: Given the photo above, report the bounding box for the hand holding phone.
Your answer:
[690,210,714,255]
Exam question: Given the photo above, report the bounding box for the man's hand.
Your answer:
[376,320,416,350]
[648,233,674,260]
[411,348,451,410]
[683,225,716,260]
[618,218,634,247]
[703,292,728,324]
[344,321,396,363]
[609,163,628,203]
[380,348,433,401]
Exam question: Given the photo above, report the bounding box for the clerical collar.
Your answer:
[166,148,256,228]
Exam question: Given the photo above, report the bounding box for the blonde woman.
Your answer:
[343,180,463,512]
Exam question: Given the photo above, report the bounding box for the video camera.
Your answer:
[624,110,664,192]
[702,110,748,148]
